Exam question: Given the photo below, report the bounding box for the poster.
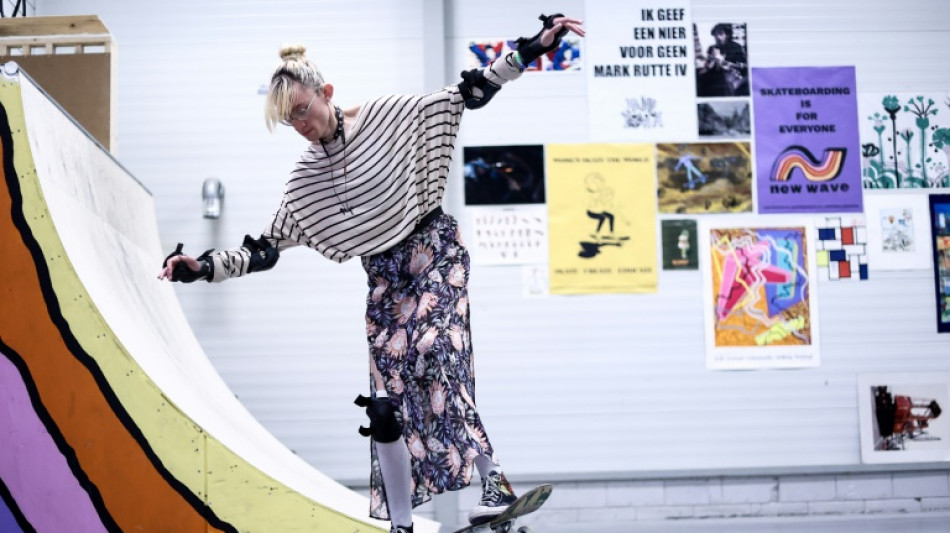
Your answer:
[697,100,751,139]
[466,38,583,72]
[814,215,868,281]
[463,145,546,206]
[656,142,753,214]
[863,192,933,271]
[929,194,950,333]
[547,143,657,294]
[858,373,950,464]
[585,1,696,141]
[752,66,863,214]
[661,219,698,270]
[700,219,819,369]
[693,22,750,98]
[464,205,548,265]
[859,92,950,189]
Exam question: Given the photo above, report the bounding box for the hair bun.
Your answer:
[279,44,307,61]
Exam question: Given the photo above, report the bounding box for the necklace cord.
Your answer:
[320,106,351,215]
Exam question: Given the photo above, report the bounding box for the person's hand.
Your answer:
[158,254,201,281]
[540,15,585,47]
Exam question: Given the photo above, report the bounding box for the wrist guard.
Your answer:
[459,51,525,110]
[458,68,502,110]
[514,13,569,65]
[162,243,214,283]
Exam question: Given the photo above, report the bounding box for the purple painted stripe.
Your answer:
[0,350,108,533]
[0,493,27,533]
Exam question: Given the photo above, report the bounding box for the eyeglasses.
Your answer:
[280,91,317,126]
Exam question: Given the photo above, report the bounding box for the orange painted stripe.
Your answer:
[773,147,844,182]
[0,114,231,532]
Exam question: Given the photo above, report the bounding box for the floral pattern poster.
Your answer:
[700,219,820,369]
[859,92,950,189]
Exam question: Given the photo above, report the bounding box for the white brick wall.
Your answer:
[353,469,950,530]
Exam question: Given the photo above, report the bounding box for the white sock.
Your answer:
[474,454,501,479]
[377,437,413,528]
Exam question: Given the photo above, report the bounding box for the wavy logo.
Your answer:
[770,145,846,182]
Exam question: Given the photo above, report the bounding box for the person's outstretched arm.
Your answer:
[157,197,302,283]
[457,13,585,110]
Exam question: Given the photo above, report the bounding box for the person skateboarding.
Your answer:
[158,12,585,533]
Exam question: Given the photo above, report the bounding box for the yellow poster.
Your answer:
[547,143,658,294]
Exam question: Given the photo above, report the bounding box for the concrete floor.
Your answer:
[526,512,950,533]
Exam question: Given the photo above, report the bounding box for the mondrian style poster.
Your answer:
[815,216,868,281]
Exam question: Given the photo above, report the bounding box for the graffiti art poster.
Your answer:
[752,66,863,214]
[700,219,820,369]
[863,192,933,271]
[930,194,950,333]
[547,143,657,294]
[814,215,868,281]
[585,1,696,142]
[860,92,950,189]
[661,219,698,270]
[656,142,753,214]
[857,373,950,464]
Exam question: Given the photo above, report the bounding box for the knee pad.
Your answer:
[354,394,402,443]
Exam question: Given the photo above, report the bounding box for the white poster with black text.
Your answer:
[585,1,697,142]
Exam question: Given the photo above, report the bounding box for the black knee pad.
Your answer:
[354,394,402,443]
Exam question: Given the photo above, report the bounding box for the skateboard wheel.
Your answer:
[517,527,533,533]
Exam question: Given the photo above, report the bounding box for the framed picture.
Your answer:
[929,194,950,333]
[864,192,933,271]
[700,218,819,369]
[462,145,545,206]
[857,373,950,463]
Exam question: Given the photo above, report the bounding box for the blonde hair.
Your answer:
[264,44,326,131]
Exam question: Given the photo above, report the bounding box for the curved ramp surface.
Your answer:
[0,66,438,533]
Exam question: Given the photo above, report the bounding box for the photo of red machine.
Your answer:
[872,385,943,451]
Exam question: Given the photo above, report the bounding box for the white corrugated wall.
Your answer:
[38,0,950,500]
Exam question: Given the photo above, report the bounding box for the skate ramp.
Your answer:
[0,64,438,533]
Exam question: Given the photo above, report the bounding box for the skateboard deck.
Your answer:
[452,484,553,533]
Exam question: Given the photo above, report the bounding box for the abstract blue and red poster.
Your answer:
[752,66,863,214]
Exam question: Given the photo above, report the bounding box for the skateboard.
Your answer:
[452,484,553,533]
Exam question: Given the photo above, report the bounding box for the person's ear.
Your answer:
[322,83,334,101]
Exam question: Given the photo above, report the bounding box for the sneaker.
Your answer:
[468,469,518,524]
[390,525,413,533]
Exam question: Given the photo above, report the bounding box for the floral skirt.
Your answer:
[361,212,496,520]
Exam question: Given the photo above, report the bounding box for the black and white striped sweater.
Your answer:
[209,86,465,281]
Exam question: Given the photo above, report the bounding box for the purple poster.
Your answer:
[752,66,863,214]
